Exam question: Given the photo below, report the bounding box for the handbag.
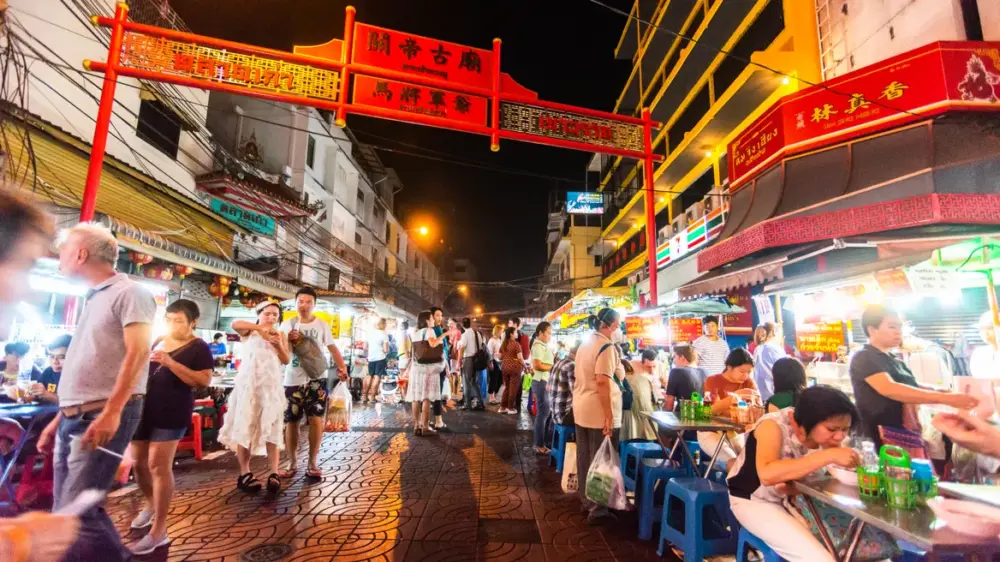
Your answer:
[472,331,490,371]
[290,318,329,380]
[600,343,634,411]
[413,329,444,365]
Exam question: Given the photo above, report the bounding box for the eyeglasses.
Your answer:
[48,354,66,361]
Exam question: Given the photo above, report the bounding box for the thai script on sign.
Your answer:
[499,102,644,153]
[120,32,341,102]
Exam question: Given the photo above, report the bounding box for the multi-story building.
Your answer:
[592,0,822,304]
[450,258,479,283]
[202,91,440,316]
[538,194,603,315]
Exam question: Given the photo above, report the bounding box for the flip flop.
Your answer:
[306,468,323,479]
[277,469,297,478]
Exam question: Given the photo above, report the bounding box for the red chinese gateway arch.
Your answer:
[82,3,665,303]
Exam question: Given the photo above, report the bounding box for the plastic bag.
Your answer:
[561,442,578,494]
[585,436,628,510]
[325,381,352,432]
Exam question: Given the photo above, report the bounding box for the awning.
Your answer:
[89,213,298,299]
[700,115,1000,273]
[679,248,799,299]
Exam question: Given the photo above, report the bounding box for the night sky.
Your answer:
[173,0,633,310]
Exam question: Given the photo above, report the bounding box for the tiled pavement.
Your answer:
[108,403,681,561]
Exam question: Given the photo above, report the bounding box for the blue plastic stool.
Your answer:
[621,441,665,492]
[737,527,784,562]
[658,478,737,561]
[548,424,575,473]
[670,440,703,477]
[637,458,686,541]
[897,540,965,562]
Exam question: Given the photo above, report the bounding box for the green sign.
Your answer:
[209,198,276,237]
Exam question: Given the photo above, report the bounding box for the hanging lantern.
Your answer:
[142,265,159,279]
[173,265,194,279]
[157,267,174,281]
[216,275,233,286]
[239,286,251,297]
[209,283,226,298]
[129,251,153,271]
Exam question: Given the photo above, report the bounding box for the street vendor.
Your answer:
[850,305,978,448]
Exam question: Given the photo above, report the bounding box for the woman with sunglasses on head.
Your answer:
[129,299,213,555]
[220,301,290,496]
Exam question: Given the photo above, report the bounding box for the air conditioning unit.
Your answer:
[685,200,706,223]
[671,214,687,236]
[704,185,726,213]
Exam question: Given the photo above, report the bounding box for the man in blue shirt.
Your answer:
[209,333,227,358]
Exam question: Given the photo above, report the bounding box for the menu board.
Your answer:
[669,317,703,344]
[796,321,845,354]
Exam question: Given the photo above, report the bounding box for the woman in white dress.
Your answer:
[404,310,444,435]
[219,301,291,495]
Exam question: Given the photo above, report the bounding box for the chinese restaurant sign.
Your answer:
[500,102,645,153]
[795,321,845,354]
[669,317,703,344]
[728,41,1000,189]
[352,23,494,90]
[210,198,276,237]
[119,32,341,102]
[625,316,667,344]
[352,75,488,126]
[724,286,753,334]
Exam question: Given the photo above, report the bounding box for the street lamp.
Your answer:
[458,285,468,295]
[490,316,498,324]
[474,306,483,316]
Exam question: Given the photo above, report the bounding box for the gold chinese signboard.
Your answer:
[499,102,644,153]
[119,32,341,102]
[796,321,845,354]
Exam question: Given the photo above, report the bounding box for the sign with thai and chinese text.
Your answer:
[210,198,276,237]
[500,102,645,153]
[625,316,667,344]
[352,75,488,126]
[119,32,341,102]
[352,23,494,90]
[728,42,1000,189]
[796,321,845,354]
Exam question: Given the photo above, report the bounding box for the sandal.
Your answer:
[306,468,323,479]
[266,473,281,495]
[413,427,423,436]
[277,469,297,478]
[237,472,262,494]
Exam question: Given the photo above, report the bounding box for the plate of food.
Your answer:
[826,465,859,486]
[927,497,1000,539]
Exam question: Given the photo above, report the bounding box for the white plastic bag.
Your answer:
[561,442,578,494]
[325,380,352,432]
[585,436,628,510]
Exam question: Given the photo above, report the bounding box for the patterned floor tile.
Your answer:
[476,542,547,561]
[402,540,476,562]
[412,517,479,543]
[334,538,410,561]
[542,543,618,562]
[535,520,608,546]
[477,519,541,544]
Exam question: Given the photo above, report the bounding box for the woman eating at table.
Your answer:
[698,348,759,466]
[129,299,213,555]
[727,386,861,562]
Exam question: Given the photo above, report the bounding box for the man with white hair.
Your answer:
[38,222,155,561]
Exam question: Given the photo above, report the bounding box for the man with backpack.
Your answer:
[458,318,488,411]
[279,287,347,479]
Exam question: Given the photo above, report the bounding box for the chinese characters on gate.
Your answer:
[352,75,488,126]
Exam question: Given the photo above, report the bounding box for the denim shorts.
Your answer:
[132,421,187,442]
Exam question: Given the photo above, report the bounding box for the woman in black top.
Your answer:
[129,299,213,556]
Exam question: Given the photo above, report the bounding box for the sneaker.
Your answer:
[131,532,170,555]
[506,409,518,415]
[129,508,153,530]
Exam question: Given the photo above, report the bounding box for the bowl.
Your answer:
[926,497,1000,539]
[827,465,858,486]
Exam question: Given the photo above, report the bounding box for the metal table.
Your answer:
[794,477,1000,561]
[938,482,1000,509]
[644,411,744,478]
[0,403,60,512]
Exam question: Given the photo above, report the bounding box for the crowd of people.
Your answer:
[0,190,999,561]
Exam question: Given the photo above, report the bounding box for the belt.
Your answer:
[60,394,144,417]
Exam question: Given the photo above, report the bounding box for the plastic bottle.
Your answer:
[861,441,879,473]
[16,347,33,404]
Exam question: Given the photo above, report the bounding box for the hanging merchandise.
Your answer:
[173,265,194,279]
[143,264,173,281]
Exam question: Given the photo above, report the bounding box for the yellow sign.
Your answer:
[120,32,341,102]
[796,321,845,354]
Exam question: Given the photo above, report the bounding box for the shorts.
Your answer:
[132,421,188,442]
[368,359,387,377]
[285,379,328,423]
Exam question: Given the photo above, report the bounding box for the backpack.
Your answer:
[472,331,490,371]
[289,318,329,380]
[599,343,634,411]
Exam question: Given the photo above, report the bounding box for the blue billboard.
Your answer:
[565,192,604,215]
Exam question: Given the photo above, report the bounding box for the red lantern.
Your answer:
[142,266,158,279]
[173,265,194,279]
[129,251,153,270]
[157,268,174,281]
[216,275,233,286]
[209,283,225,298]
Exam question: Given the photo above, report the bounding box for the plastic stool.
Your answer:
[176,412,203,461]
[621,441,665,492]
[637,458,686,540]
[897,540,965,562]
[737,527,784,562]
[658,477,737,561]
[548,424,575,473]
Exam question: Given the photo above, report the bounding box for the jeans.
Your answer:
[575,425,620,511]
[532,379,552,448]
[461,357,483,408]
[433,370,446,416]
[55,398,143,562]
